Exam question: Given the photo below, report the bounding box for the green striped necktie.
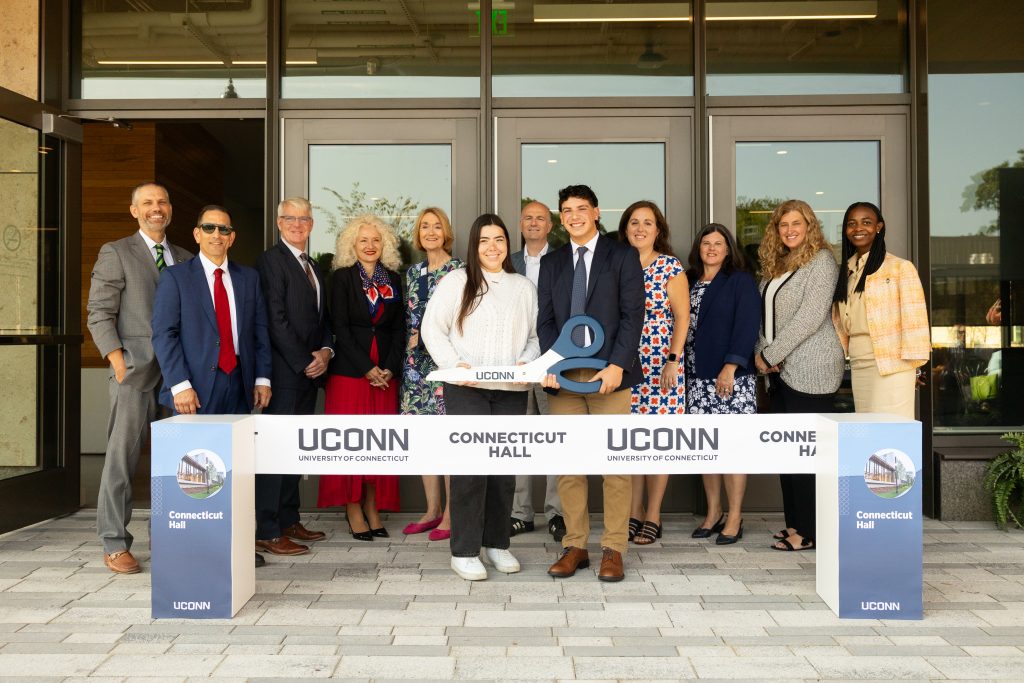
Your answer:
[154,244,166,271]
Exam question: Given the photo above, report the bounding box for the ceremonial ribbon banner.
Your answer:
[151,413,922,622]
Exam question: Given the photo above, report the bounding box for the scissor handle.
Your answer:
[551,315,605,358]
[548,357,607,394]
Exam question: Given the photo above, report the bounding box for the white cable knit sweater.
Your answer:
[421,268,540,392]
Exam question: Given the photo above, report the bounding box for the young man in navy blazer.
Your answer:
[152,205,273,567]
[537,185,645,582]
[253,197,333,557]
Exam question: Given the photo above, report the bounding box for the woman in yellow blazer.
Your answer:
[832,202,930,419]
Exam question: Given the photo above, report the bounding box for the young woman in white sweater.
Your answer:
[421,214,540,581]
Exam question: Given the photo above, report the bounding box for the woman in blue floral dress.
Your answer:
[399,207,463,540]
[685,224,760,545]
[617,201,689,545]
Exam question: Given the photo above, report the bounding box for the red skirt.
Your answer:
[316,372,401,510]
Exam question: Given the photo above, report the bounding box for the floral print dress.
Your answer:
[684,279,758,415]
[399,258,463,416]
[630,254,686,414]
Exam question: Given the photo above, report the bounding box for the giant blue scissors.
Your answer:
[425,315,608,393]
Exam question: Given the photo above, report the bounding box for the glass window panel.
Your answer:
[74,1,267,99]
[734,140,879,264]
[0,346,40,479]
[282,0,479,99]
[706,0,906,95]
[0,0,39,99]
[307,144,453,265]
[521,143,665,248]
[494,1,693,98]
[928,0,1024,430]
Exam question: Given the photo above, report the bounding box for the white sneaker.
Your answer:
[451,555,487,581]
[482,547,521,574]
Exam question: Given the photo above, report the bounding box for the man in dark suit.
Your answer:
[509,201,565,542]
[88,182,193,574]
[253,197,333,557]
[538,184,644,583]
[151,205,273,567]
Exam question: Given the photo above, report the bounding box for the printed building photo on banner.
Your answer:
[177,449,227,500]
[863,449,915,499]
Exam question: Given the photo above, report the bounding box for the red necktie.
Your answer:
[214,268,237,374]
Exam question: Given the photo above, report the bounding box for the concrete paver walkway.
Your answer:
[1,511,1023,681]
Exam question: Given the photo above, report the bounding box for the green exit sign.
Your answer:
[474,9,509,36]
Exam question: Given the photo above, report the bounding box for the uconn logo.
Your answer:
[298,428,409,452]
[861,601,900,612]
[173,601,211,611]
[607,428,719,452]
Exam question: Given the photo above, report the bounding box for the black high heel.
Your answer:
[716,521,743,545]
[628,517,642,542]
[634,521,662,545]
[691,514,725,539]
[349,527,373,542]
[370,527,389,538]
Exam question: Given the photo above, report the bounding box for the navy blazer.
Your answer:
[688,269,761,380]
[255,240,333,390]
[152,257,273,412]
[537,234,645,390]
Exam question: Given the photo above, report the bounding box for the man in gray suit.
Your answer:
[87,182,192,574]
[509,200,565,541]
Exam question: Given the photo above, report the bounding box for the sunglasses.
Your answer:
[198,223,234,235]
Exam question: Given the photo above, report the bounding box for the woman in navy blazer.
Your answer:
[684,224,760,545]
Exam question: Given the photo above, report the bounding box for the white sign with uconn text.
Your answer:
[252,414,825,475]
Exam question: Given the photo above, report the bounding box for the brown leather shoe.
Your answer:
[282,522,326,542]
[104,550,141,574]
[547,546,590,578]
[255,536,309,556]
[598,547,624,582]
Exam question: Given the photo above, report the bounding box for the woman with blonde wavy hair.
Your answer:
[318,215,405,540]
[755,199,844,552]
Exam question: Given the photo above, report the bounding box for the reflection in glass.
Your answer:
[0,346,40,479]
[493,0,692,97]
[282,0,479,98]
[928,1,1024,429]
[0,117,42,334]
[521,143,665,249]
[0,0,39,99]
[734,140,879,265]
[307,144,453,266]
[74,2,267,99]
[706,0,906,95]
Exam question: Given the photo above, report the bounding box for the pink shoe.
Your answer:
[428,527,451,541]
[403,517,443,535]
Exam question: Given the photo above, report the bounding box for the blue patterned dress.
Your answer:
[684,279,758,415]
[399,258,463,416]
[630,254,686,414]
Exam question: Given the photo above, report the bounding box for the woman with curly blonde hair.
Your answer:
[318,215,405,540]
[755,200,844,552]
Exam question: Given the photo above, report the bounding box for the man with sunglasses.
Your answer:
[87,182,193,575]
[252,198,333,557]
[152,206,273,565]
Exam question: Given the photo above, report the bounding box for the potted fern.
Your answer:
[984,432,1024,529]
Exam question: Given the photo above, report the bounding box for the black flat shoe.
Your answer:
[691,514,725,539]
[628,517,642,542]
[255,553,266,568]
[370,527,389,538]
[716,521,743,545]
[350,528,373,541]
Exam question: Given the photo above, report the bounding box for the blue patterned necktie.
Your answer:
[570,245,588,346]
[154,244,166,271]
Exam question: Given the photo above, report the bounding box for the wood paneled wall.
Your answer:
[81,122,223,367]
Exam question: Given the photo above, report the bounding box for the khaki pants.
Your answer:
[547,369,632,553]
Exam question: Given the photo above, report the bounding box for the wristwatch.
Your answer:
[667,353,678,362]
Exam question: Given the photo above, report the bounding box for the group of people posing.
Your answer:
[87,180,928,582]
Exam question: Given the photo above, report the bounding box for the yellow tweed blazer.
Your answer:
[832,253,930,376]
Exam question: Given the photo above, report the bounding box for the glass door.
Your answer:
[282,116,480,263]
[710,110,913,511]
[496,114,693,255]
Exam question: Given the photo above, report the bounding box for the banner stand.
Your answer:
[151,413,921,620]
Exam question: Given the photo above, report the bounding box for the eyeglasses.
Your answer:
[198,223,234,235]
[279,215,313,225]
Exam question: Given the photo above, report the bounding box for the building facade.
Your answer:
[1,0,1021,530]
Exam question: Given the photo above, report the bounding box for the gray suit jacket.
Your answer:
[87,232,193,392]
[510,249,527,276]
